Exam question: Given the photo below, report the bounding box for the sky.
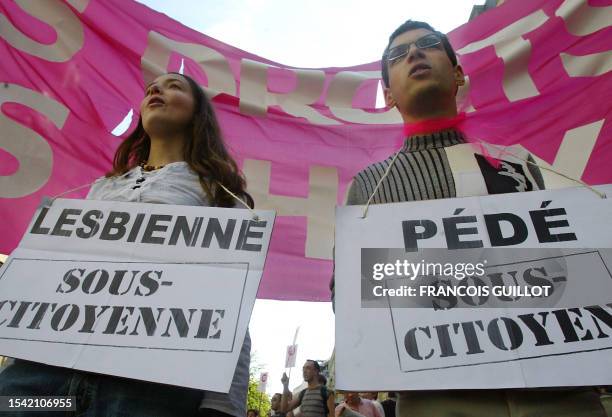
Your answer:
[136,0,480,396]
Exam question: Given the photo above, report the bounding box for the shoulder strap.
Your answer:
[320,386,329,415]
[298,389,306,405]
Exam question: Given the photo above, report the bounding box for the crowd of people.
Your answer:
[260,360,396,417]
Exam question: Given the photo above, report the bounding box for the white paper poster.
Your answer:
[0,198,275,392]
[335,185,612,390]
[285,344,298,368]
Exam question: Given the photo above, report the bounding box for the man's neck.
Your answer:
[402,107,458,125]
[306,381,321,389]
[400,91,458,125]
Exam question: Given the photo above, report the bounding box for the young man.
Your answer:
[271,393,286,417]
[340,19,604,417]
[281,360,335,417]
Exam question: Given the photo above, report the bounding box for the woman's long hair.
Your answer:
[106,73,253,208]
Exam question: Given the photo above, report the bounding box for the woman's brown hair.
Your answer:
[106,73,253,208]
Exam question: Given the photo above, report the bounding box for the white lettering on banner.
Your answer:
[141,31,237,98]
[457,10,548,101]
[556,0,612,36]
[561,51,612,77]
[143,37,393,125]
[457,10,548,102]
[0,84,69,198]
[326,71,402,124]
[239,59,337,125]
[457,0,611,104]
[65,0,91,13]
[526,119,604,189]
[243,159,337,260]
[0,0,84,62]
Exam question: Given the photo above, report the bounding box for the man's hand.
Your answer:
[281,372,289,388]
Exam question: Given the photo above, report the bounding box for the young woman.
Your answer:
[0,73,253,417]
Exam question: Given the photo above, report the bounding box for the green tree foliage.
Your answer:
[247,351,270,417]
[247,377,270,417]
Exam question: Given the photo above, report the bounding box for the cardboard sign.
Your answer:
[285,344,298,368]
[258,372,268,393]
[335,185,612,390]
[0,198,275,392]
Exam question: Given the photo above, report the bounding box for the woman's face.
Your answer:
[140,74,195,138]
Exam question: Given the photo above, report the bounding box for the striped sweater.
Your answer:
[346,129,543,206]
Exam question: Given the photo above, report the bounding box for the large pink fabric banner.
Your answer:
[1,0,610,301]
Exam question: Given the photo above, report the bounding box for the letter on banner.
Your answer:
[0,84,69,198]
[326,71,402,124]
[522,120,604,189]
[239,59,337,125]
[0,0,84,62]
[141,31,236,98]
[555,0,612,36]
[243,159,337,260]
[457,10,549,102]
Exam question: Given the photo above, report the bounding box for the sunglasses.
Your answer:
[386,33,443,65]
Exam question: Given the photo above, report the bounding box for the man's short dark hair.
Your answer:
[306,359,321,372]
[381,20,458,87]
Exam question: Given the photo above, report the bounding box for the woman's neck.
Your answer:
[146,135,185,166]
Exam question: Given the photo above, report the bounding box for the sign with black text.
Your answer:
[335,185,612,390]
[0,198,275,392]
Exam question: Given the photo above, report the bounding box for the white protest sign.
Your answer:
[0,198,275,392]
[335,185,612,390]
[285,344,298,368]
[258,372,268,393]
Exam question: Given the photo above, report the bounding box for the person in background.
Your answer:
[271,393,286,417]
[281,360,334,417]
[360,393,384,417]
[248,409,260,417]
[335,392,382,417]
[380,393,396,417]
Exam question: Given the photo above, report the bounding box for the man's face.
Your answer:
[302,361,318,382]
[384,28,464,115]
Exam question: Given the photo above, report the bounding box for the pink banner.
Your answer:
[1,0,610,301]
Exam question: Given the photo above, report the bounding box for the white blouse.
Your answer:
[85,161,249,417]
[86,162,209,206]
